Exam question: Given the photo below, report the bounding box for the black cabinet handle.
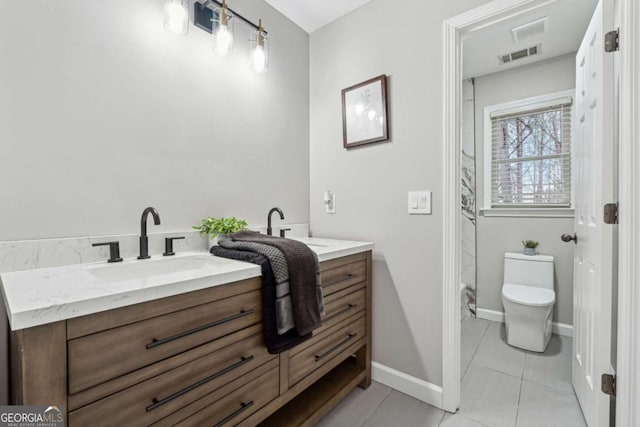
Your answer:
[146,309,255,349]
[315,333,358,362]
[323,304,357,323]
[561,233,578,244]
[146,356,255,412]
[163,236,186,256]
[92,241,123,263]
[214,401,255,427]
[322,273,354,288]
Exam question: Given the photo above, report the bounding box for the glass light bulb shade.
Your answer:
[164,0,189,35]
[249,31,269,73]
[212,8,234,56]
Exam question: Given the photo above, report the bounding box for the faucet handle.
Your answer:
[163,236,185,256]
[92,241,123,263]
[279,228,292,238]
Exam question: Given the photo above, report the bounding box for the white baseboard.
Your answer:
[476,308,574,337]
[476,308,506,323]
[371,362,443,409]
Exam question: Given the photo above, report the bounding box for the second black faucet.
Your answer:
[267,207,284,236]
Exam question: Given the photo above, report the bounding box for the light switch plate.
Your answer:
[325,194,336,214]
[408,191,431,215]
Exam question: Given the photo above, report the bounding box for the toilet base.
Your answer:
[504,310,553,352]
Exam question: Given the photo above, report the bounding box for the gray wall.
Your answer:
[309,0,492,386]
[0,0,310,242]
[474,54,577,325]
[0,0,309,406]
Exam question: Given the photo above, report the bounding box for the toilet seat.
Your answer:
[502,283,555,307]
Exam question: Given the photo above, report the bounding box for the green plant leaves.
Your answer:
[193,216,248,236]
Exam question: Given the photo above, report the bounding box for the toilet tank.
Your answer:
[503,252,554,289]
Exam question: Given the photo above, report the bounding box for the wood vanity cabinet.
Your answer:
[9,251,372,427]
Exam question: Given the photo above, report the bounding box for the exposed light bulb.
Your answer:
[250,19,268,73]
[355,103,364,116]
[214,25,234,55]
[252,45,267,73]
[368,110,377,121]
[164,0,188,35]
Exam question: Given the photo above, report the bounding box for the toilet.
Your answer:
[502,252,555,352]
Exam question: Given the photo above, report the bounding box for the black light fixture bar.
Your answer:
[194,0,268,35]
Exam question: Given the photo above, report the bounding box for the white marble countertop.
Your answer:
[1,237,373,331]
[290,237,374,262]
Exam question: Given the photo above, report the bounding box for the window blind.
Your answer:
[490,101,572,207]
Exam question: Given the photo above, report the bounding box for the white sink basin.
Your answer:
[304,242,330,248]
[88,255,229,281]
[291,238,330,248]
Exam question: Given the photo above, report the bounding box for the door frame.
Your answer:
[441,0,639,421]
[614,0,640,424]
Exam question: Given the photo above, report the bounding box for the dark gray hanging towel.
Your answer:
[209,246,311,354]
[217,235,296,335]
[231,230,324,336]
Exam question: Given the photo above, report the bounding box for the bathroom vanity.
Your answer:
[2,238,373,426]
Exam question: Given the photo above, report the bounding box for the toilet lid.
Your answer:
[502,283,555,307]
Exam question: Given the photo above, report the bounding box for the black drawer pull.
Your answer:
[146,309,255,349]
[323,303,357,323]
[146,355,255,412]
[322,273,354,288]
[214,401,254,427]
[314,333,358,362]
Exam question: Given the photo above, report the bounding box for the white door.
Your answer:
[572,1,615,426]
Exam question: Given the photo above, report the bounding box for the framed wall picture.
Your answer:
[341,75,389,148]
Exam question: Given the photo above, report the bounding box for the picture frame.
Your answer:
[341,75,389,148]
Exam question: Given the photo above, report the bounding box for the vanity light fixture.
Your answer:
[163,0,189,35]
[191,0,269,72]
[250,19,268,73]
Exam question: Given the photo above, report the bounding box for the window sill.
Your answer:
[479,208,575,218]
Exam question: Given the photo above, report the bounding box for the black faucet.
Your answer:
[267,207,284,236]
[138,207,161,259]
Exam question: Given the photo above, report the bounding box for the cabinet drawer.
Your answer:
[321,288,365,332]
[289,313,365,386]
[68,289,262,393]
[320,260,366,296]
[68,333,274,427]
[170,366,279,427]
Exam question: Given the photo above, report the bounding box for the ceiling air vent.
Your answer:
[498,44,542,65]
[511,17,548,43]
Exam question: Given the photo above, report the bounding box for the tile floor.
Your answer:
[318,317,586,427]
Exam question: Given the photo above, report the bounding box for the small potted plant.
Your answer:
[193,216,248,246]
[522,240,539,256]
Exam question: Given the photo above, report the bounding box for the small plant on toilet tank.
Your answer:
[522,240,539,255]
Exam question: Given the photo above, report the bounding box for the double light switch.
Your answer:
[408,191,431,215]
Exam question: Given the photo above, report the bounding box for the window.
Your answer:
[484,91,573,212]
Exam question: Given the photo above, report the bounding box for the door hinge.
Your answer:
[605,29,619,52]
[602,373,616,397]
[604,202,619,224]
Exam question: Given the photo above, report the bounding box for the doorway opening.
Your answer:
[442,1,622,426]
